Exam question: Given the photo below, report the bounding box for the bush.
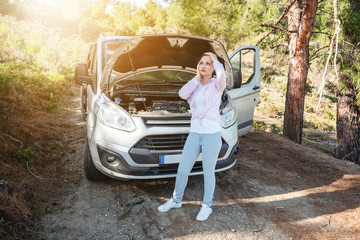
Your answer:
[270,124,281,134]
[13,147,35,166]
[0,15,88,116]
[253,120,267,130]
[0,61,65,102]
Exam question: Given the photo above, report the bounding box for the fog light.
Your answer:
[106,155,116,163]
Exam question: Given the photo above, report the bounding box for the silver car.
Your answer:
[74,34,261,180]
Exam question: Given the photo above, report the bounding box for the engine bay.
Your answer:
[110,78,230,117]
[110,80,190,115]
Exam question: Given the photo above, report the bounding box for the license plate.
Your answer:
[159,154,202,164]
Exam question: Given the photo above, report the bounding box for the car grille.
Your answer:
[133,134,188,151]
[142,116,191,126]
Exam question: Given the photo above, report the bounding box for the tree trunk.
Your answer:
[283,0,318,143]
[335,85,360,164]
[334,0,360,164]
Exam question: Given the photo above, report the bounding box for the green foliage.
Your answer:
[261,67,280,83]
[341,0,360,44]
[280,81,287,96]
[44,100,59,112]
[174,0,249,49]
[252,121,281,134]
[0,0,356,137]
[269,124,281,134]
[303,115,335,132]
[324,94,336,103]
[0,15,87,70]
[0,15,87,114]
[252,120,267,130]
[99,0,282,49]
[305,103,314,113]
[13,147,35,166]
[268,102,284,116]
[328,0,360,107]
[325,109,335,121]
[0,61,64,102]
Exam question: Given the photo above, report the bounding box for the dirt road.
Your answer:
[38,86,360,239]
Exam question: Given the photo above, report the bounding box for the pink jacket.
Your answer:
[179,61,226,123]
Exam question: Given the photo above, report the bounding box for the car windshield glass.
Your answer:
[105,42,125,62]
[122,70,195,82]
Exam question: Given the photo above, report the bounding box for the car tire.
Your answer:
[84,139,107,181]
[80,85,87,120]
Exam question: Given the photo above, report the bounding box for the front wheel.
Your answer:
[84,140,107,181]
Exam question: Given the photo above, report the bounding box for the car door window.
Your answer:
[230,49,255,88]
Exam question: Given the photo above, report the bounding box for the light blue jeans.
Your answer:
[172,132,222,206]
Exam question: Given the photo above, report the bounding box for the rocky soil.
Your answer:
[35,86,360,239]
[2,85,359,239]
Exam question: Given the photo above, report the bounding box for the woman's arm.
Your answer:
[179,77,200,100]
[179,62,201,100]
[213,60,226,92]
[205,52,226,92]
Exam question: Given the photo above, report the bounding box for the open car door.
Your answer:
[227,46,261,136]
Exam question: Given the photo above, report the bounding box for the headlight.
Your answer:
[221,102,237,128]
[98,101,136,131]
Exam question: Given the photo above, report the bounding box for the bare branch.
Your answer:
[26,162,44,180]
[312,31,353,46]
[316,43,334,111]
[309,46,330,61]
[312,31,333,37]
[270,42,288,49]
[333,0,341,82]
[255,29,276,46]
[261,23,290,34]
[2,133,23,149]
[316,0,340,111]
[256,0,296,45]
[333,26,340,80]
[273,0,296,26]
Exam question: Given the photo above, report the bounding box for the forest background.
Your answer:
[0,0,359,237]
[1,0,359,157]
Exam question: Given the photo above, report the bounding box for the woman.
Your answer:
[158,52,226,221]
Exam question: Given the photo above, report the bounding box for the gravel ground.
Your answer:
[38,86,360,240]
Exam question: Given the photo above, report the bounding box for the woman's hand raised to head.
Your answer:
[204,52,218,63]
[195,62,202,80]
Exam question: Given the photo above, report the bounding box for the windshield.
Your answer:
[102,40,128,70]
[105,42,124,62]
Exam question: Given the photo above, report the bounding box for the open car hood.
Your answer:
[101,34,232,91]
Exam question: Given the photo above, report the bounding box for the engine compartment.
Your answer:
[110,80,190,115]
[115,95,190,115]
[110,79,230,117]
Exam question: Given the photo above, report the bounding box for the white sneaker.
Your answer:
[158,198,182,212]
[196,203,212,221]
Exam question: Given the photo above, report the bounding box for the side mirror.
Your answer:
[74,63,91,85]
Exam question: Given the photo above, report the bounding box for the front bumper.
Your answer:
[89,116,239,180]
[96,141,238,179]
